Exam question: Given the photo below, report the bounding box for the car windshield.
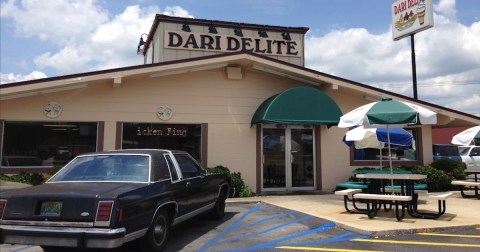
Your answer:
[433,145,459,156]
[49,154,150,182]
[458,147,470,156]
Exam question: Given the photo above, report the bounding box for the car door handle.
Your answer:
[186,181,191,188]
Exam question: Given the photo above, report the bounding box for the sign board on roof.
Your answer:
[164,31,302,58]
[392,0,434,41]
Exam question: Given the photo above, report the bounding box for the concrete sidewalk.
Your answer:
[227,191,480,236]
[0,180,31,193]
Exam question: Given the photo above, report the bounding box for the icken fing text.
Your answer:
[137,127,187,137]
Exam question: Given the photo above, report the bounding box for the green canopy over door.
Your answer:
[251,86,342,126]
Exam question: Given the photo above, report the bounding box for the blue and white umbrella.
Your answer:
[343,126,414,169]
[343,126,414,150]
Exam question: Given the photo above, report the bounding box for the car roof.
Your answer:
[78,149,188,156]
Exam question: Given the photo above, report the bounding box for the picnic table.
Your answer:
[336,173,452,221]
[335,169,415,191]
[451,169,480,199]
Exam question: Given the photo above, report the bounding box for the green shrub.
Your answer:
[0,172,45,185]
[409,165,451,192]
[207,166,254,198]
[430,159,463,175]
[206,165,230,174]
[230,172,254,197]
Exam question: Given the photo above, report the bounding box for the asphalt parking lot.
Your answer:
[2,202,480,252]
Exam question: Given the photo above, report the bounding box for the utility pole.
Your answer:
[411,34,418,100]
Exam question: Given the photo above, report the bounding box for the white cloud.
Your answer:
[0,0,108,45]
[162,6,194,18]
[305,0,480,115]
[0,2,193,79]
[434,0,457,21]
[34,5,160,73]
[0,71,47,83]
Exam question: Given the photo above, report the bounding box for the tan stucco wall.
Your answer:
[0,67,440,192]
[0,68,300,190]
[421,126,434,165]
[318,92,365,190]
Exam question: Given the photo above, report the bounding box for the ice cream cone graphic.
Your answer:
[418,10,425,24]
[417,1,426,25]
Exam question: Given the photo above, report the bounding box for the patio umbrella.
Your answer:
[343,126,414,149]
[339,97,437,185]
[451,125,480,146]
[343,126,414,168]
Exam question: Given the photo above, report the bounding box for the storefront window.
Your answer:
[122,123,202,160]
[1,121,98,167]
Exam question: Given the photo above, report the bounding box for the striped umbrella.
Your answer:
[451,125,480,146]
[339,97,437,185]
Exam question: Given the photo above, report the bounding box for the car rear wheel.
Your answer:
[209,189,226,220]
[140,209,170,252]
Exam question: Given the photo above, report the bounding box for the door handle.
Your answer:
[186,181,191,188]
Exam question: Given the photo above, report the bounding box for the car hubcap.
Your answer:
[153,217,166,244]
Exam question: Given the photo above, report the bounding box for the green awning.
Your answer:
[251,86,342,126]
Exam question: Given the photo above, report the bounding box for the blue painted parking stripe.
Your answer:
[198,203,263,252]
[201,203,369,252]
[219,215,314,244]
[224,222,337,251]
[237,210,298,230]
[10,245,33,252]
[243,222,336,250]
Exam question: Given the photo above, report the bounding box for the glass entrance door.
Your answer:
[262,126,315,191]
[262,128,286,189]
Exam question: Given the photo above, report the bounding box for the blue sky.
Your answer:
[1,0,479,116]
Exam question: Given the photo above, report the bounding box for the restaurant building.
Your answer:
[1,15,479,193]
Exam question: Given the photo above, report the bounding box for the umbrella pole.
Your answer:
[379,148,382,170]
[387,125,394,188]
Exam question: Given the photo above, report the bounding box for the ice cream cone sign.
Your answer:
[392,0,434,41]
[417,0,426,25]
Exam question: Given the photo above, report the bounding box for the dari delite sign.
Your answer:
[392,0,433,40]
[164,30,301,57]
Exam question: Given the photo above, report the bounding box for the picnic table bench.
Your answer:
[451,180,480,199]
[353,193,412,221]
[336,189,453,221]
[336,172,453,221]
[334,188,362,213]
[451,169,480,199]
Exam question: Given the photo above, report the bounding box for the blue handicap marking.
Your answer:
[199,202,369,252]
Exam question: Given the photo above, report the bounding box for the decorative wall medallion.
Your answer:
[43,102,62,118]
[157,105,173,121]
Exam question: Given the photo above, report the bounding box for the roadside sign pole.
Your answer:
[411,34,418,100]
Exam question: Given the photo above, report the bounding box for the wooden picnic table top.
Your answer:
[355,173,427,180]
[465,169,480,174]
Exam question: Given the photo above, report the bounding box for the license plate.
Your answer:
[40,201,62,216]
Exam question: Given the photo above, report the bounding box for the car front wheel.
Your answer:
[140,209,170,252]
[209,190,227,220]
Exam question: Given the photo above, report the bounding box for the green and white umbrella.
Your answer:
[338,97,437,128]
[338,97,437,185]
